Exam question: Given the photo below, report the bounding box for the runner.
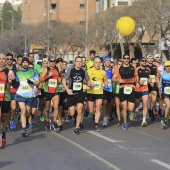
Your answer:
[102,56,114,126]
[40,56,60,132]
[160,61,170,129]
[0,54,16,148]
[146,54,160,120]
[87,57,108,132]
[6,53,18,130]
[135,57,150,127]
[15,57,39,137]
[62,56,90,135]
[16,55,23,70]
[113,54,137,130]
[154,53,164,117]
[113,59,123,125]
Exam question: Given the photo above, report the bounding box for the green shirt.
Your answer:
[34,63,42,74]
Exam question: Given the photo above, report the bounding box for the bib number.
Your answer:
[164,87,170,94]
[93,81,101,90]
[21,85,30,92]
[73,82,82,91]
[140,78,148,85]
[124,87,132,94]
[0,84,5,94]
[149,75,155,83]
[48,79,57,88]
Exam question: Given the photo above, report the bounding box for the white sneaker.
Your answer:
[102,117,108,126]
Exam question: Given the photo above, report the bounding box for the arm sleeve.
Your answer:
[64,69,71,80]
[84,70,90,81]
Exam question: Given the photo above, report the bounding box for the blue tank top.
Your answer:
[161,71,170,94]
[102,67,113,92]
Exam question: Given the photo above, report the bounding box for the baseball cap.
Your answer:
[164,61,170,66]
[103,56,111,61]
[48,56,56,61]
[146,54,153,58]
[139,57,146,62]
[56,58,63,63]
[154,53,161,59]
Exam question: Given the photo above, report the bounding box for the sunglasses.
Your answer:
[49,60,56,63]
[141,60,146,62]
[7,58,13,60]
[156,57,161,58]
[123,57,130,60]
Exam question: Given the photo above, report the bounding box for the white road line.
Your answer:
[88,131,124,143]
[51,131,121,170]
[151,159,170,169]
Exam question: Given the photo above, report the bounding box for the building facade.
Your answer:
[22,0,96,25]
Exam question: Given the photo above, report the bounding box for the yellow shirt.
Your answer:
[87,67,107,94]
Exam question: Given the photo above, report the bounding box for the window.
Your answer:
[80,4,85,9]
[51,4,57,12]
[80,21,85,26]
[118,2,128,6]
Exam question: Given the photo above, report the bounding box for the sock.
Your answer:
[143,117,146,121]
[2,132,6,139]
[95,123,98,126]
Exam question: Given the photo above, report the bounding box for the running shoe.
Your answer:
[21,129,28,137]
[133,116,138,121]
[46,122,51,131]
[59,125,63,131]
[117,120,121,126]
[154,109,158,116]
[1,137,6,148]
[92,113,95,121]
[10,120,16,130]
[40,115,45,122]
[79,123,84,129]
[141,120,147,127]
[108,114,114,122]
[27,124,33,130]
[123,123,128,130]
[102,119,108,127]
[94,125,101,132]
[130,112,134,121]
[161,119,168,129]
[74,128,80,135]
[52,122,60,132]
[6,125,10,132]
[150,110,155,121]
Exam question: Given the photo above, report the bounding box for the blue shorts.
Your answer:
[15,94,33,107]
[11,93,16,101]
[31,97,38,108]
[135,91,149,100]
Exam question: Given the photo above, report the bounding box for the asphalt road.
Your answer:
[1,113,170,170]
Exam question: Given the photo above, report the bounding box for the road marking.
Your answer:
[151,159,170,169]
[51,131,121,170]
[88,131,124,143]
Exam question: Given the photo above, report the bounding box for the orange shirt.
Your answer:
[113,66,137,88]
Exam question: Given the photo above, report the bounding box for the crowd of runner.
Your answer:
[0,50,170,148]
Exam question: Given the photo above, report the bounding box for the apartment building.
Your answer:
[22,0,96,25]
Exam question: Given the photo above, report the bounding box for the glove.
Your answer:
[27,79,34,85]
[11,79,20,88]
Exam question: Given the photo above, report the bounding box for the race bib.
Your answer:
[21,85,30,92]
[108,79,112,87]
[58,84,65,92]
[0,84,5,94]
[140,78,148,85]
[93,81,101,90]
[164,87,170,94]
[83,84,87,90]
[124,87,132,94]
[73,82,82,91]
[48,79,57,88]
[149,75,155,83]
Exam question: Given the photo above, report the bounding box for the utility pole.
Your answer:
[85,0,88,58]
[47,0,50,51]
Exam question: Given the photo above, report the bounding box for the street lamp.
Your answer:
[0,18,3,35]
[9,11,14,36]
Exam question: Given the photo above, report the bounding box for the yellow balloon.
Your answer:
[116,17,135,36]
